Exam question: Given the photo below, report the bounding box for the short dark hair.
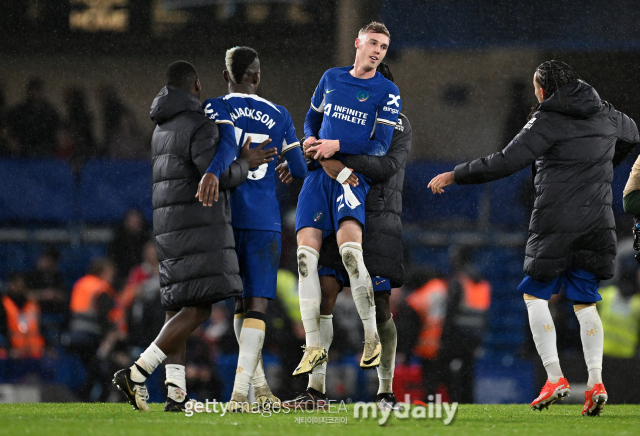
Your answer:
[165,61,198,90]
[225,46,259,84]
[376,62,394,83]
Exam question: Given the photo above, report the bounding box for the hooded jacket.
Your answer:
[150,86,248,309]
[454,81,639,281]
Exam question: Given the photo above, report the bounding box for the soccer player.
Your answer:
[428,60,639,416]
[279,62,411,410]
[113,61,275,412]
[293,22,401,378]
[200,46,307,412]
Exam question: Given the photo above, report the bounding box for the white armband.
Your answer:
[336,167,353,184]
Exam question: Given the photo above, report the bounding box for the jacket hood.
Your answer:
[539,80,601,119]
[150,86,203,125]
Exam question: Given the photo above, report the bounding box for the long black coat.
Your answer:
[150,86,248,310]
[319,113,412,287]
[454,81,639,281]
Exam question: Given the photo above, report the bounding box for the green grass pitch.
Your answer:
[0,403,638,436]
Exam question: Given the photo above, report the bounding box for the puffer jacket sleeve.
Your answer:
[340,117,412,184]
[613,111,640,167]
[190,120,220,176]
[454,114,555,185]
[219,159,249,190]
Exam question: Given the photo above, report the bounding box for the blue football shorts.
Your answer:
[295,169,369,233]
[234,229,281,300]
[318,266,391,293]
[517,268,602,303]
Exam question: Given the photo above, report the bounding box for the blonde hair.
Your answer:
[358,21,390,41]
[225,46,259,84]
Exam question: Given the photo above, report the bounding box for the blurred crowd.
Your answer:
[0,77,148,167]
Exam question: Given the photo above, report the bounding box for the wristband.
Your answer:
[336,167,353,184]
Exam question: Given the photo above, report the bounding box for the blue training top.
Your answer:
[203,93,304,232]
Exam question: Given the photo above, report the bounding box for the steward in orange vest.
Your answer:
[407,261,491,402]
[0,273,45,358]
[69,259,121,337]
[406,278,448,360]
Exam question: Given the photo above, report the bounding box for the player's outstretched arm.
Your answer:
[454,113,555,186]
[428,113,557,195]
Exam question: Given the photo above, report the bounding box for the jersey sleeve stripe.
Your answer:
[310,103,323,113]
[281,141,301,154]
[376,118,397,126]
[310,94,325,113]
[215,120,235,125]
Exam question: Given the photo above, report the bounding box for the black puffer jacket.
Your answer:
[454,81,639,281]
[150,86,249,310]
[319,113,412,287]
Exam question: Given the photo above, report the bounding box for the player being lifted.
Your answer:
[200,46,307,412]
[293,22,401,377]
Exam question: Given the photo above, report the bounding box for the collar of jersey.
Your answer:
[338,65,381,82]
[223,93,281,113]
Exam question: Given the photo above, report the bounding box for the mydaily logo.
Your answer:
[354,394,458,426]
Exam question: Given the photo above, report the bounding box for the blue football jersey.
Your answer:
[308,66,401,156]
[203,93,300,232]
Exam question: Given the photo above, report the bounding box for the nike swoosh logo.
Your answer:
[124,376,134,395]
[309,355,318,366]
[362,351,380,365]
[326,89,336,93]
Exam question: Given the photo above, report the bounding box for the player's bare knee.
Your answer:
[296,227,322,252]
[336,219,363,247]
